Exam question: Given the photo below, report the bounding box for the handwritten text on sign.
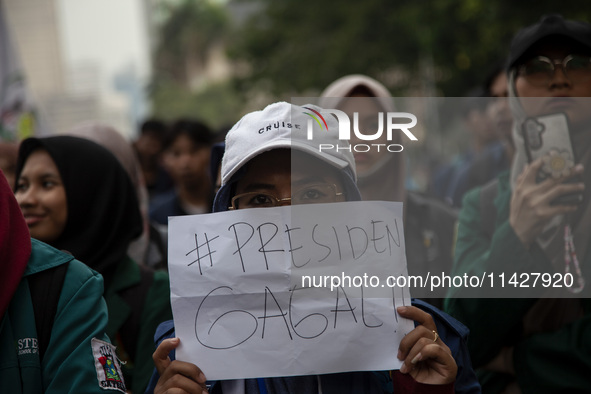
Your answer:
[168,201,413,380]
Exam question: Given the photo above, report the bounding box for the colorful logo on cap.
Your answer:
[303,107,328,131]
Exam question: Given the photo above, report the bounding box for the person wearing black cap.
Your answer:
[446,14,591,393]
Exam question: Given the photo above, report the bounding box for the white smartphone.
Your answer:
[521,113,583,205]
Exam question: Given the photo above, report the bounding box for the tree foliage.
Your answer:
[228,0,591,96]
[154,0,228,85]
[149,0,591,127]
[149,78,243,131]
[150,0,242,128]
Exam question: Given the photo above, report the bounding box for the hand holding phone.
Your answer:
[521,113,584,205]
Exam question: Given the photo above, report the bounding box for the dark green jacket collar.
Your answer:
[24,239,74,277]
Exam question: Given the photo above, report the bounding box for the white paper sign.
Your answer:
[168,201,413,380]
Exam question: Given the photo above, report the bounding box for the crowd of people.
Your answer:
[1,13,590,394]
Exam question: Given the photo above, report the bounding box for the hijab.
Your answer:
[0,170,31,318]
[319,74,405,202]
[15,136,143,288]
[66,121,151,266]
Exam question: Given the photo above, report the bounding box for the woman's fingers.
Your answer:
[519,157,544,185]
[400,336,437,372]
[158,360,205,385]
[398,325,442,360]
[395,305,457,385]
[155,361,207,394]
[396,306,451,361]
[396,306,436,328]
[404,343,457,385]
[153,338,208,394]
[537,181,584,206]
[153,338,180,376]
[510,159,584,246]
[520,159,583,193]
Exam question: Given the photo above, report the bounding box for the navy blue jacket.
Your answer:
[145,299,480,394]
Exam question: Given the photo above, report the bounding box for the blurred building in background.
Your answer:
[0,0,49,140]
[3,0,151,138]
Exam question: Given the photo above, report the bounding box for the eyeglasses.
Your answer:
[518,54,591,86]
[229,183,344,210]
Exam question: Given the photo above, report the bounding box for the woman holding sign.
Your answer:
[147,102,478,393]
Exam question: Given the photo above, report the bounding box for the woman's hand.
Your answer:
[153,338,208,394]
[509,158,584,247]
[397,306,457,385]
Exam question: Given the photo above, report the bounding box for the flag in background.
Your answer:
[0,0,44,141]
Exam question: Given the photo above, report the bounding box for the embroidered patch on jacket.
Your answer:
[92,338,126,392]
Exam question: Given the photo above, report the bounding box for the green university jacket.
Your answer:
[445,171,591,393]
[0,239,123,394]
[104,256,172,393]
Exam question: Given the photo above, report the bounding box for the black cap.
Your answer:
[508,14,591,69]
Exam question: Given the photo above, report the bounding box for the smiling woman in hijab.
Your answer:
[14,136,173,393]
[1,169,116,393]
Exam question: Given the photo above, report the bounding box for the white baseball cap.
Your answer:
[213,102,361,212]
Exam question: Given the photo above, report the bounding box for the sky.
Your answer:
[56,0,151,92]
